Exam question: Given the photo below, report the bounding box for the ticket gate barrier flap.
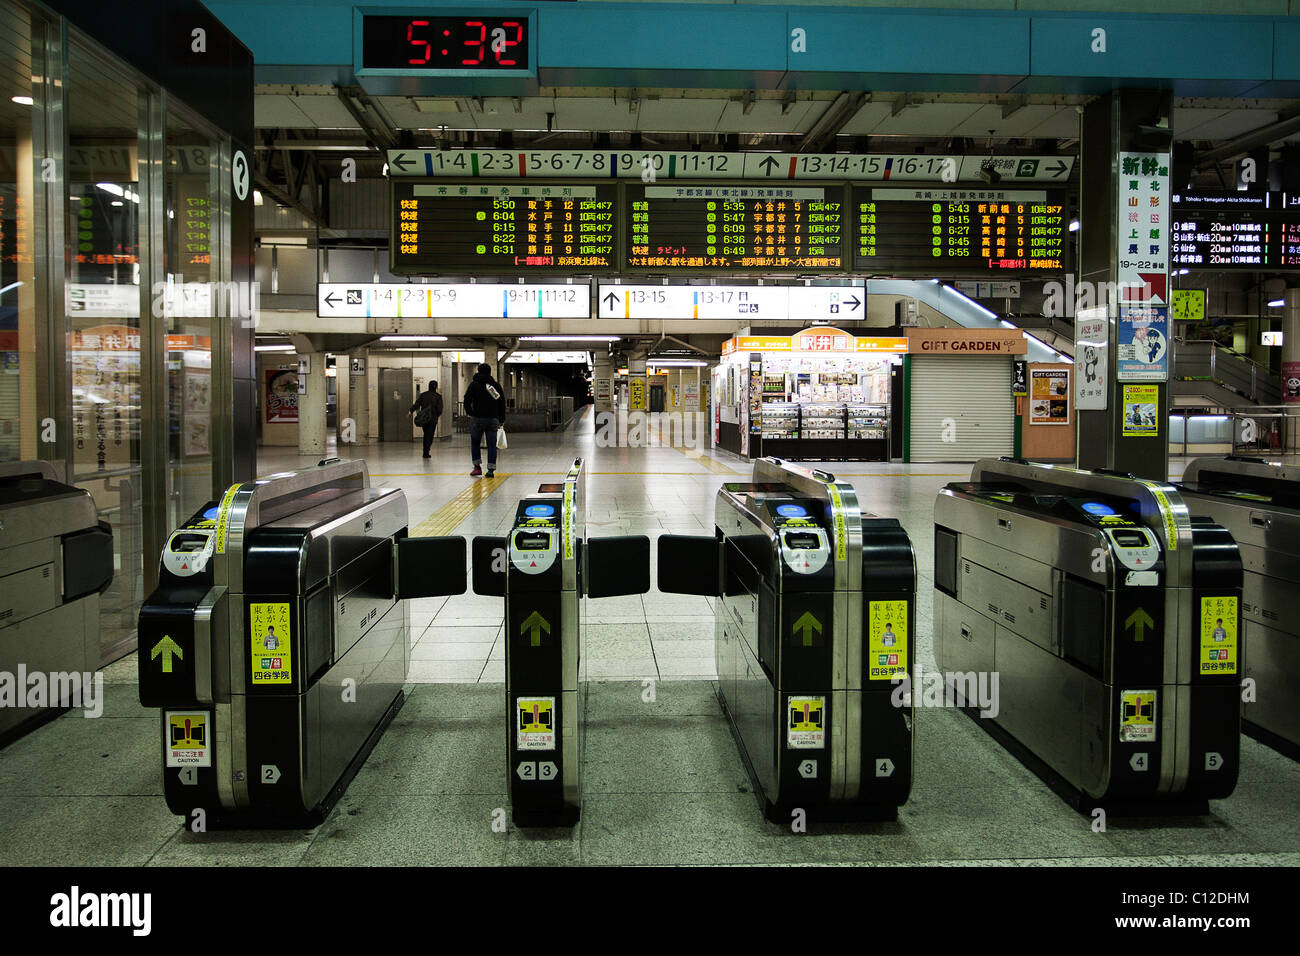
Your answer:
[0,462,114,747]
[659,456,915,822]
[1176,455,1300,760]
[138,459,467,826]
[934,457,1241,811]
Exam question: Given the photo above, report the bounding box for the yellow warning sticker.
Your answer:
[517,696,556,751]
[867,600,909,681]
[787,696,826,750]
[249,602,292,685]
[1199,596,1239,676]
[826,484,847,561]
[1138,482,1179,552]
[165,711,211,767]
[562,483,575,561]
[1119,690,1157,743]
[212,482,242,554]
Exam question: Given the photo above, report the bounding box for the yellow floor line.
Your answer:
[410,475,509,537]
[675,446,741,476]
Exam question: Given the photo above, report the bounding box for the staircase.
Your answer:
[1172,341,1280,408]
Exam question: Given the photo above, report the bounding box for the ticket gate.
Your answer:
[138,459,466,826]
[1176,456,1300,759]
[659,457,916,823]
[472,459,649,826]
[0,462,114,746]
[934,458,1243,811]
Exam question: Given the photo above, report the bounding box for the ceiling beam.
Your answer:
[1192,111,1300,168]
[800,91,868,153]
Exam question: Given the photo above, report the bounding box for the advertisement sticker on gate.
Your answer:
[249,602,293,685]
[867,600,909,681]
[1199,596,1238,675]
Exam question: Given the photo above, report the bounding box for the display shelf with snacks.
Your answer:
[760,402,800,440]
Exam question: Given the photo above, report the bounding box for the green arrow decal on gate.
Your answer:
[151,635,183,673]
[1125,608,1154,642]
[521,611,551,646]
[793,611,822,647]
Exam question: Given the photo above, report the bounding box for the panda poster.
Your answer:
[1074,308,1107,410]
[1284,361,1300,405]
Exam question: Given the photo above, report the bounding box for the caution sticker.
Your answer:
[787,696,826,750]
[1199,596,1238,676]
[1136,481,1179,552]
[249,602,292,685]
[516,696,556,751]
[1119,690,1157,743]
[212,482,242,554]
[562,482,575,561]
[166,711,212,767]
[867,600,909,681]
[826,484,848,561]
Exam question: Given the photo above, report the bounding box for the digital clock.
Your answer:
[362,15,530,71]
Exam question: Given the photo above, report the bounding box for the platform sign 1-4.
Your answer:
[624,184,845,271]
[391,181,616,274]
[852,188,1067,275]
[1117,306,1168,382]
[318,283,591,319]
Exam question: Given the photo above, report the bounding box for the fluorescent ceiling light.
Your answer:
[255,344,295,352]
[11,95,33,106]
[648,359,708,367]
[999,320,1016,329]
[96,182,124,197]
[1176,268,1189,275]
[1069,220,1080,232]
[379,335,449,342]
[1268,298,1285,307]
[519,335,621,342]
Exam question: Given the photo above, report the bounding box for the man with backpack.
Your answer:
[409,381,443,459]
[463,362,506,477]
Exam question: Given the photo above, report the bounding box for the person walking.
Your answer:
[409,381,443,459]
[464,362,505,477]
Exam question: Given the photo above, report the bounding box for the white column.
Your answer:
[298,352,327,456]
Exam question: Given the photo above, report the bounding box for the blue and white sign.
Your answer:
[776,504,808,518]
[1117,306,1168,382]
[525,504,556,518]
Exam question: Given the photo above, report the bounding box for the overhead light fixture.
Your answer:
[96,182,124,197]
[379,335,449,342]
[1268,298,1285,307]
[254,344,295,352]
[519,335,621,342]
[647,359,708,367]
[253,190,264,206]
[1069,220,1080,232]
[11,95,33,106]
[1176,268,1189,275]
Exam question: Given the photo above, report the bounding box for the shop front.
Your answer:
[714,327,906,461]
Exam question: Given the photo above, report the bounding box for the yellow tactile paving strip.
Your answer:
[410,474,509,537]
[675,446,741,475]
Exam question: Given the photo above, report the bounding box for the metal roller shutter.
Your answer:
[909,355,1014,462]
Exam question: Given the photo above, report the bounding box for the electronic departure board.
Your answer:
[391,181,617,274]
[851,187,1068,275]
[624,184,846,271]
[1171,191,1300,270]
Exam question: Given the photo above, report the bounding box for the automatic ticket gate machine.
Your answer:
[660,457,916,823]
[934,458,1243,811]
[472,459,650,827]
[0,462,113,745]
[1176,456,1300,758]
[138,459,467,826]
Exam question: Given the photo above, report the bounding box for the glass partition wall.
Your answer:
[3,0,233,665]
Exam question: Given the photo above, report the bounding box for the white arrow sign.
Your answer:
[875,758,895,778]
[317,282,591,320]
[261,764,281,784]
[596,283,866,322]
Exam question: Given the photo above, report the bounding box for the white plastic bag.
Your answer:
[496,427,508,450]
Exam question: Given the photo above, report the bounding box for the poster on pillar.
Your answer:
[1284,361,1300,404]
[1116,152,1170,306]
[265,368,300,423]
[629,378,647,411]
[1074,308,1108,409]
[1116,306,1169,382]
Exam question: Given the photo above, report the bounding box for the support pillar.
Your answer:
[346,348,369,446]
[1281,287,1300,452]
[1076,89,1174,480]
[297,351,327,457]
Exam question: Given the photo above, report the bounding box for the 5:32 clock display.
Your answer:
[361,15,529,71]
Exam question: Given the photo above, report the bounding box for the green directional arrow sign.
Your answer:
[151,635,183,673]
[793,611,822,647]
[521,610,551,647]
[1125,608,1154,642]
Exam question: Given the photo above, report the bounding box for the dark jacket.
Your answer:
[464,371,506,423]
[409,388,443,424]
